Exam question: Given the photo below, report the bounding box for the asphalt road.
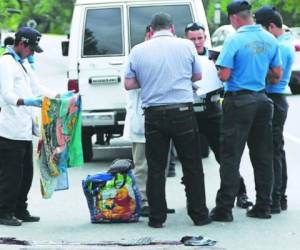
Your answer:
[0,35,300,250]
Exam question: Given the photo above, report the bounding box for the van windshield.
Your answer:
[83,7,123,56]
[129,4,193,49]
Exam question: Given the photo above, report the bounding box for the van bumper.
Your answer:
[82,111,125,127]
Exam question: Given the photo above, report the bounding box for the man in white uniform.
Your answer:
[0,27,58,226]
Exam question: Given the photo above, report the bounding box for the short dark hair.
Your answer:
[150,12,173,31]
[254,6,283,29]
[4,36,14,47]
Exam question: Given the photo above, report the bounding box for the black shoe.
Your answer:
[0,214,22,226]
[193,216,212,226]
[15,210,40,222]
[271,204,281,214]
[246,205,271,219]
[167,208,175,214]
[236,194,253,209]
[148,221,163,228]
[209,207,233,222]
[281,197,287,211]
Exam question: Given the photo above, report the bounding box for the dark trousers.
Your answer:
[195,103,247,196]
[267,94,288,204]
[144,105,208,224]
[216,92,274,212]
[0,137,33,216]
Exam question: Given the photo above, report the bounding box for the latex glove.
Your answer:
[60,90,75,99]
[23,97,42,107]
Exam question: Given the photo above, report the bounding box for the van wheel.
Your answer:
[82,128,93,162]
[200,134,210,158]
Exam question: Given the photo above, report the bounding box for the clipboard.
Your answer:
[193,56,223,96]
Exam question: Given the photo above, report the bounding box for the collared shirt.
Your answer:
[266,32,295,93]
[125,30,201,107]
[0,47,56,141]
[217,25,282,92]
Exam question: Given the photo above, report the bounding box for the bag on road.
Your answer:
[82,159,141,223]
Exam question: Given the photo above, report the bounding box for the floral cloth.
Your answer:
[38,93,83,199]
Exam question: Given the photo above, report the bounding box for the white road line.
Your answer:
[284,132,300,145]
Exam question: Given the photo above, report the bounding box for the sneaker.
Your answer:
[236,194,253,209]
[281,196,287,211]
[15,210,40,222]
[0,214,22,226]
[246,205,271,219]
[209,207,233,222]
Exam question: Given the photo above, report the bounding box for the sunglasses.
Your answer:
[185,22,205,32]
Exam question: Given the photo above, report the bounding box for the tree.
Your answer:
[207,0,300,33]
[0,0,75,34]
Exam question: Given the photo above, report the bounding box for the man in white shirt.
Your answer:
[0,27,58,226]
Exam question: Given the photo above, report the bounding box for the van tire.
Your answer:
[82,128,93,162]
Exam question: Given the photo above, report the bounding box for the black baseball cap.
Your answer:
[227,1,252,16]
[254,6,283,28]
[15,27,43,53]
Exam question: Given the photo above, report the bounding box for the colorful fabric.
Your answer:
[82,170,141,223]
[38,93,83,199]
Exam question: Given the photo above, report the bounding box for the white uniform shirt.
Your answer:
[0,52,56,141]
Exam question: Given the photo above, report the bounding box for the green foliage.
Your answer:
[0,0,75,34]
[207,0,300,33]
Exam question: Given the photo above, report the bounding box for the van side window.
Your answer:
[83,8,123,56]
[129,4,193,49]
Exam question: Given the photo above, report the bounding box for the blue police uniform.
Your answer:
[266,32,295,210]
[214,24,282,215]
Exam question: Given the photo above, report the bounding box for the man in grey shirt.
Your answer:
[124,12,210,228]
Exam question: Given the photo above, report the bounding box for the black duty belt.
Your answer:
[224,89,265,97]
[145,103,192,112]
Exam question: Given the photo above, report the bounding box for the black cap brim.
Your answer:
[32,44,43,53]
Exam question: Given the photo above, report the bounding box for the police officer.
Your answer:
[209,1,282,222]
[255,6,295,213]
[184,22,253,209]
[124,12,211,228]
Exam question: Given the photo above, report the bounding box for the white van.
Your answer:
[63,0,211,161]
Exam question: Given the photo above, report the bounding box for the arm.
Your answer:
[267,66,282,84]
[124,78,140,90]
[218,67,232,82]
[192,73,202,82]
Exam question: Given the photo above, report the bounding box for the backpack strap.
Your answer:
[3,52,27,73]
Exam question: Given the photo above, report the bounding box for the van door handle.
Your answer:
[109,61,123,65]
